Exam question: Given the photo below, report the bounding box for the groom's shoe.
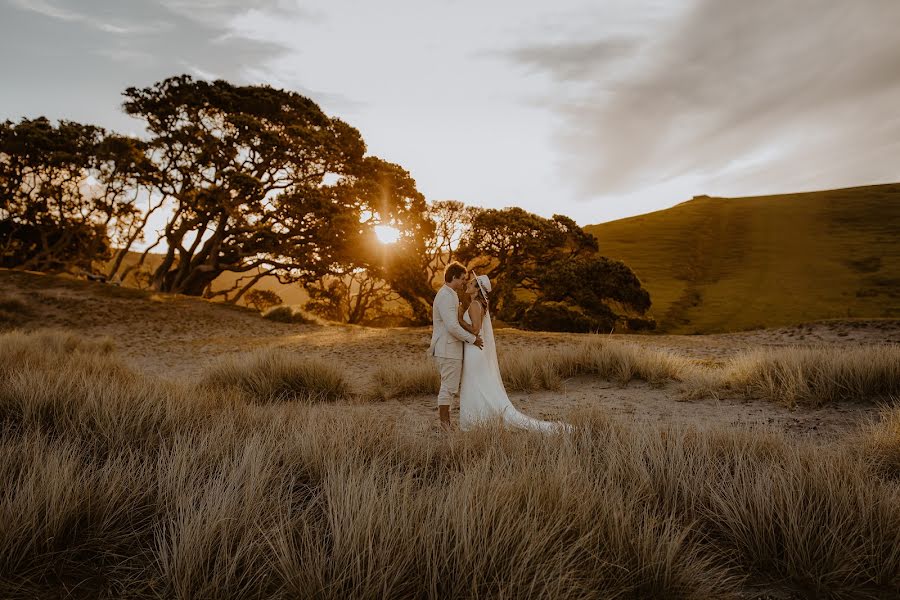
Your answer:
[439,405,452,430]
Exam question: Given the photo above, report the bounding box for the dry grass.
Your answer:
[370,359,441,400]
[371,338,900,409]
[0,292,29,323]
[372,338,692,399]
[2,330,899,598]
[858,400,900,479]
[200,348,351,403]
[682,345,900,406]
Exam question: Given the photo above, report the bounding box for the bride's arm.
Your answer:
[467,301,484,336]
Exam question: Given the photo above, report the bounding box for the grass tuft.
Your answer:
[201,348,351,403]
[681,344,900,406]
[370,360,440,400]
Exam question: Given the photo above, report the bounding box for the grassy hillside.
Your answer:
[586,183,900,333]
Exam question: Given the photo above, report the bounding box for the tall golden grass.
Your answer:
[1,330,899,598]
[371,338,692,399]
[371,337,899,407]
[200,348,350,403]
[681,345,900,406]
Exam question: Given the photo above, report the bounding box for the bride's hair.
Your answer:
[474,280,490,313]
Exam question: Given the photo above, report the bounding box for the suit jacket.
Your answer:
[429,284,476,359]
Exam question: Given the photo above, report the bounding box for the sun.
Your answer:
[374,224,401,244]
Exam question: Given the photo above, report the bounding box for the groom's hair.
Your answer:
[444,262,467,283]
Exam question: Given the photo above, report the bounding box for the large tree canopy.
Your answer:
[302,157,433,324]
[1,76,653,333]
[455,207,652,331]
[0,117,145,272]
[456,208,598,319]
[123,74,427,297]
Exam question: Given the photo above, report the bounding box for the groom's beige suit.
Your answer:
[429,284,477,406]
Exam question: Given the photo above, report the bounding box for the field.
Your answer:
[1,269,899,599]
[586,183,900,333]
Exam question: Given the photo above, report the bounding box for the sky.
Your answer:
[2,0,900,225]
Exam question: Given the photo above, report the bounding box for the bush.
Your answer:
[858,401,900,479]
[625,316,657,331]
[521,301,614,333]
[245,289,283,312]
[262,305,314,324]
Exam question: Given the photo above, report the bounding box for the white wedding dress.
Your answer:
[459,306,572,433]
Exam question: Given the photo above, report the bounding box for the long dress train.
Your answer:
[458,307,571,433]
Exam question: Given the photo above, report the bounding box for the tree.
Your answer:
[304,270,400,324]
[423,200,474,284]
[301,157,434,324]
[0,117,144,272]
[455,206,652,332]
[456,207,599,321]
[123,75,398,296]
[530,256,652,332]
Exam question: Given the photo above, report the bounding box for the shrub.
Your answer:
[245,289,283,312]
[857,401,900,479]
[521,301,613,333]
[262,305,314,324]
[625,316,657,331]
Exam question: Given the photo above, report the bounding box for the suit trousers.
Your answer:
[434,356,463,406]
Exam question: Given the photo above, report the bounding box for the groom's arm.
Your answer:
[438,292,477,344]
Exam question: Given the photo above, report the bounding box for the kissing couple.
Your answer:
[428,262,571,433]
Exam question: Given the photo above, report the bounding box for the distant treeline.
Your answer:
[0,75,653,332]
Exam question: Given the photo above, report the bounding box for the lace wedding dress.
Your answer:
[458,306,572,433]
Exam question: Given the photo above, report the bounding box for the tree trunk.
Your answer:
[227,268,275,304]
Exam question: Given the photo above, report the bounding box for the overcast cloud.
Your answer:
[2,0,898,223]
[510,0,900,212]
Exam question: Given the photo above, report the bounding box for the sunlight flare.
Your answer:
[374,224,401,244]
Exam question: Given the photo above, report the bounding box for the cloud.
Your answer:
[7,0,174,35]
[0,0,318,132]
[502,38,636,83]
[505,0,900,200]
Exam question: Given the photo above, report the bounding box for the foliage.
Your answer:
[0,117,147,272]
[304,271,399,324]
[262,305,314,324]
[457,207,651,331]
[522,301,614,333]
[244,289,282,312]
[302,158,433,324]
[0,79,656,332]
[625,316,658,331]
[122,75,429,298]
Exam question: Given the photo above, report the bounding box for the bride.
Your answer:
[457,273,572,433]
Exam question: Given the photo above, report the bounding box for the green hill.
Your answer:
[585,183,900,333]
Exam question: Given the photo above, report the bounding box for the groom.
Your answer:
[429,262,483,429]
